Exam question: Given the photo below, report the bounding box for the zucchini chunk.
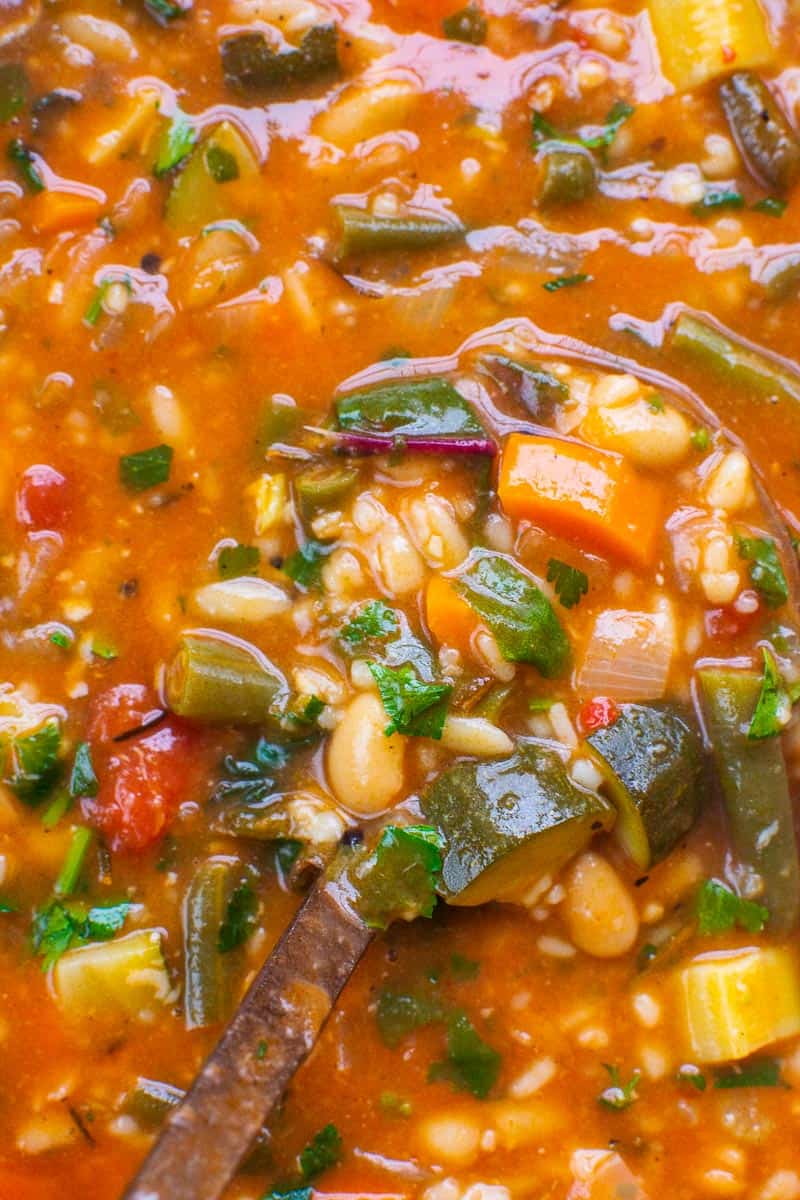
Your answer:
[698,667,800,931]
[648,0,772,93]
[585,702,704,869]
[53,929,173,1020]
[677,945,800,1063]
[420,744,614,906]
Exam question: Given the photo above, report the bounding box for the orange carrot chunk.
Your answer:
[497,433,662,569]
[30,189,103,235]
[425,574,482,655]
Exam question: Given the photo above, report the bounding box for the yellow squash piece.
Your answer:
[53,929,174,1023]
[677,945,800,1063]
[648,0,772,93]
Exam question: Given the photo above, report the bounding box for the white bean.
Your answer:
[561,852,639,958]
[418,1112,481,1166]
[327,692,405,815]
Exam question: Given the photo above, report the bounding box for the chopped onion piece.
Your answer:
[577,609,673,702]
[191,577,291,624]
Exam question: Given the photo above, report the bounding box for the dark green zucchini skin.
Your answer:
[420,743,614,906]
[698,668,800,932]
[586,702,704,869]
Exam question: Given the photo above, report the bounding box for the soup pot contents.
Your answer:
[4,0,800,1197]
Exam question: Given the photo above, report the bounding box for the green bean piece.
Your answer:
[720,70,800,193]
[165,632,286,724]
[295,462,360,517]
[698,668,800,932]
[535,146,596,208]
[221,23,338,93]
[123,1076,272,1170]
[335,205,466,257]
[183,859,238,1029]
[669,311,800,405]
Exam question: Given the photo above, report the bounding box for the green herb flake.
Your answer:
[352,825,444,930]
[261,1191,312,1200]
[428,1011,501,1099]
[376,990,444,1047]
[49,629,73,649]
[532,100,634,153]
[714,1056,785,1089]
[677,1064,707,1092]
[218,543,261,579]
[144,0,185,23]
[119,444,174,492]
[636,942,658,970]
[69,743,98,800]
[442,3,487,44]
[648,393,665,413]
[84,276,133,327]
[598,1063,641,1110]
[32,898,131,970]
[368,662,452,739]
[546,558,589,609]
[543,273,591,293]
[3,721,61,805]
[7,137,44,192]
[154,110,196,177]
[379,1090,412,1118]
[205,144,239,183]
[0,898,17,913]
[748,647,791,741]
[284,540,332,590]
[92,639,118,661]
[299,1123,342,1182]
[450,952,480,981]
[691,428,710,451]
[255,1039,268,1060]
[736,534,789,610]
[340,600,398,645]
[753,196,787,217]
[218,880,258,952]
[695,878,769,935]
[692,188,745,218]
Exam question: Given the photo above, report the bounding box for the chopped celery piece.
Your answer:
[648,0,771,93]
[677,946,800,1063]
[52,929,173,1021]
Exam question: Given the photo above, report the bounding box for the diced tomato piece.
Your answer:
[705,593,761,640]
[15,465,71,531]
[85,683,206,852]
[579,696,619,734]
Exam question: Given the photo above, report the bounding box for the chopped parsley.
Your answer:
[2,721,61,805]
[450,952,480,981]
[340,600,398,645]
[376,990,444,1047]
[7,137,44,192]
[0,898,17,914]
[84,276,133,327]
[691,427,710,451]
[546,558,589,609]
[218,880,258,952]
[153,110,196,177]
[543,273,591,293]
[532,100,634,153]
[298,1123,342,1182]
[748,647,791,740]
[714,1056,785,1089]
[256,1039,268,1059]
[691,188,745,218]
[368,662,452,739]
[218,543,261,579]
[379,1090,412,1117]
[648,393,665,413]
[350,825,444,930]
[753,196,787,217]
[69,743,98,800]
[49,628,73,649]
[205,144,240,182]
[695,879,769,935]
[428,1011,501,1099]
[32,899,131,970]
[598,1063,640,1110]
[212,738,291,809]
[736,534,789,610]
[119,444,174,492]
[283,540,332,589]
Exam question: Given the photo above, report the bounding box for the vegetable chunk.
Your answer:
[497,433,662,568]
[53,929,173,1022]
[648,0,772,92]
